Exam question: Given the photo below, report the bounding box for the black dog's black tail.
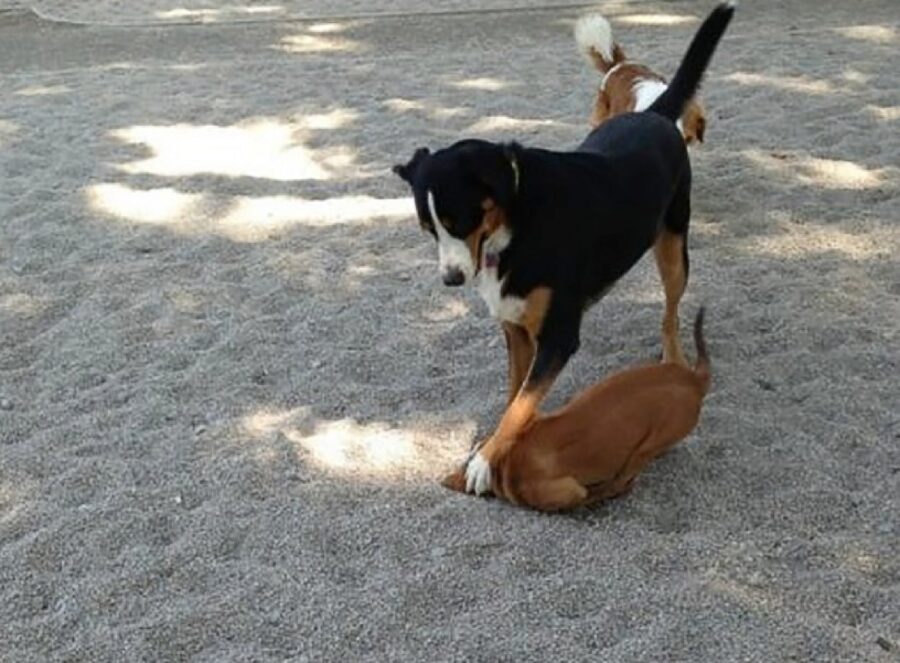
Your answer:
[648,2,736,122]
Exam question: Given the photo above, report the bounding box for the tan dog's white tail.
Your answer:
[574,13,625,73]
[693,307,711,394]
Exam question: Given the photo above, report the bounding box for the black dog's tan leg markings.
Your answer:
[502,323,534,407]
[463,288,557,494]
[519,287,552,341]
[654,230,688,366]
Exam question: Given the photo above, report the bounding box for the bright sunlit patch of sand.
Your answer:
[294,108,358,130]
[383,98,468,119]
[724,72,834,95]
[307,22,346,33]
[0,119,19,147]
[423,299,470,322]
[834,24,897,44]
[0,481,32,524]
[452,77,509,91]
[156,5,283,20]
[299,421,417,472]
[865,105,900,122]
[110,119,342,181]
[840,69,871,84]
[743,150,893,189]
[15,85,71,97]
[243,408,468,478]
[384,98,426,112]
[277,34,360,53]
[616,13,698,26]
[219,195,411,241]
[0,293,47,317]
[745,223,893,261]
[87,183,203,225]
[465,115,561,133]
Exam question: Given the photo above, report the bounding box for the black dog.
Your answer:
[394,3,734,495]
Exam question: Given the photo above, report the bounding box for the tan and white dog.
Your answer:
[575,13,707,144]
[442,309,711,512]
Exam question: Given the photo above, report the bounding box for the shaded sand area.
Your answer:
[0,1,898,660]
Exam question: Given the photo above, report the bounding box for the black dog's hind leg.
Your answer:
[654,177,691,366]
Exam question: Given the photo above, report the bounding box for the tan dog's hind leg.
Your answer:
[502,323,535,407]
[653,230,688,366]
[517,477,588,512]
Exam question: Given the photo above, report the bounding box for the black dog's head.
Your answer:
[393,140,518,287]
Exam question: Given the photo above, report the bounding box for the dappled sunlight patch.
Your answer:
[616,13,698,26]
[839,69,870,84]
[0,293,50,318]
[465,115,563,134]
[109,117,356,181]
[383,97,469,120]
[219,194,411,241]
[155,5,284,21]
[743,149,894,189]
[865,105,900,122]
[0,119,19,146]
[423,299,470,323]
[743,221,893,261]
[86,183,203,226]
[0,480,31,524]
[294,108,358,130]
[834,24,897,44]
[307,22,349,34]
[451,77,510,92]
[277,33,361,54]
[724,72,834,95]
[14,85,71,97]
[243,407,469,479]
[384,98,426,112]
[841,546,883,576]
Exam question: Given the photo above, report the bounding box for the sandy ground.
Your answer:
[1,0,898,660]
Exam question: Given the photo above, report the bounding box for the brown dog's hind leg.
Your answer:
[653,229,688,366]
[517,477,588,512]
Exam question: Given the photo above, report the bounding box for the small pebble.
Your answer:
[876,637,892,652]
[194,424,207,435]
[0,399,12,411]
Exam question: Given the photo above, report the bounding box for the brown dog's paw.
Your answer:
[440,469,467,493]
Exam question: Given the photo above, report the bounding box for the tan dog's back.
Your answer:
[575,12,707,144]
[444,309,710,511]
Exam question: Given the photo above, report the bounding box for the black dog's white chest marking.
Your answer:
[475,228,524,323]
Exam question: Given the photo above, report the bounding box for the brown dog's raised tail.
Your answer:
[693,307,711,395]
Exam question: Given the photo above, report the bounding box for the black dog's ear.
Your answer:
[463,142,519,210]
[392,147,430,183]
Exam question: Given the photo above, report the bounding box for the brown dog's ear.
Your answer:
[392,147,430,183]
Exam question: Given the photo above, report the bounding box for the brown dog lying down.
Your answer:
[442,308,710,512]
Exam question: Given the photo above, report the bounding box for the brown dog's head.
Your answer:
[393,140,517,287]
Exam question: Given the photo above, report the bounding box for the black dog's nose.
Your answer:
[442,268,465,287]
